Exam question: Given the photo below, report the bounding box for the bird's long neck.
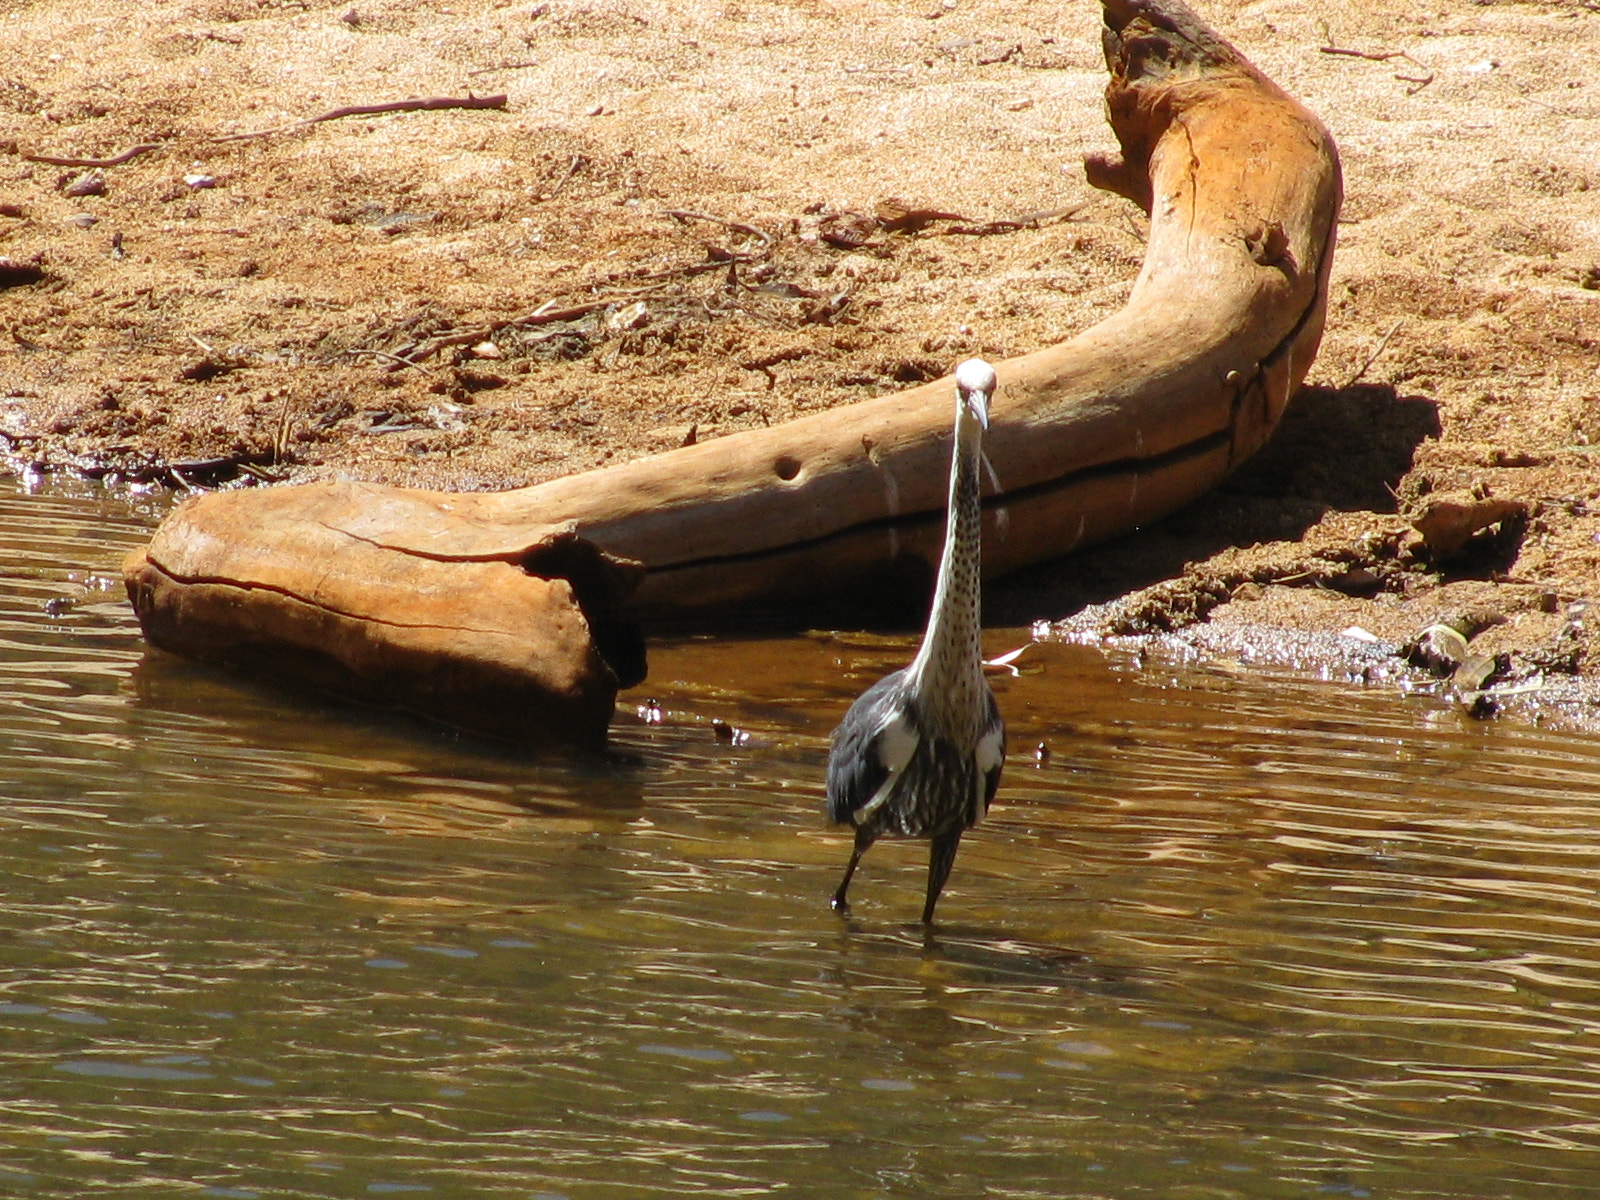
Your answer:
[906,411,985,712]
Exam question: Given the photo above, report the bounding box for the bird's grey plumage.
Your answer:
[825,357,1006,924]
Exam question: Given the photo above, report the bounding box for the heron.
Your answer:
[825,357,1006,924]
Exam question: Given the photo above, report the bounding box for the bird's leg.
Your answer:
[921,829,963,925]
[831,827,874,915]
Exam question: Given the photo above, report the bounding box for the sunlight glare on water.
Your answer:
[3,475,1600,1198]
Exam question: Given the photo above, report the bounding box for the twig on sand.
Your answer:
[1319,45,1418,65]
[547,153,587,198]
[379,297,633,367]
[341,347,439,374]
[347,210,780,371]
[1317,25,1432,93]
[1344,318,1404,388]
[518,297,646,326]
[159,454,282,491]
[212,94,508,143]
[666,210,774,252]
[15,95,507,165]
[16,143,164,168]
[272,392,296,465]
[467,61,540,77]
[946,203,1088,236]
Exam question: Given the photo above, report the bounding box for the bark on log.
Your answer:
[123,0,1342,747]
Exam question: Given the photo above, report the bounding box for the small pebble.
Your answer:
[1407,623,1468,675]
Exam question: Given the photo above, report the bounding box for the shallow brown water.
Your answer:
[4,476,1600,1198]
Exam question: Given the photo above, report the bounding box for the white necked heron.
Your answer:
[825,357,1006,924]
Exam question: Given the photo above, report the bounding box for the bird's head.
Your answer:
[954,358,997,432]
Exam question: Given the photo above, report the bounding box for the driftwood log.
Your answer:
[123,0,1342,747]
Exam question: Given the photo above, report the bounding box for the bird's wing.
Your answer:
[826,671,920,827]
[973,688,1005,823]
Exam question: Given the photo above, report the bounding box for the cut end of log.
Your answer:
[123,506,646,750]
[522,531,649,689]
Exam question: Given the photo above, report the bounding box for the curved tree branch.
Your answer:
[124,0,1343,746]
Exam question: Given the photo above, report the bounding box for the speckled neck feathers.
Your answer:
[905,388,988,733]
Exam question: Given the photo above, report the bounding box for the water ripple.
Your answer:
[5,478,1600,1196]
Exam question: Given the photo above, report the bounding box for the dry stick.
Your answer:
[272,392,296,465]
[516,298,627,326]
[627,257,748,285]
[547,153,586,198]
[402,298,630,365]
[212,94,507,143]
[24,93,508,164]
[947,202,1088,236]
[665,209,774,251]
[1317,36,1433,90]
[372,234,764,370]
[19,143,164,168]
[419,274,732,363]
[23,95,508,163]
[1319,45,1417,64]
[329,206,782,372]
[341,347,438,374]
[1318,33,1435,97]
[467,61,540,77]
[1344,318,1404,388]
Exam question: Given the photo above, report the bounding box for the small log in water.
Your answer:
[123,0,1342,746]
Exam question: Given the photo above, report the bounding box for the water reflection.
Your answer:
[2,475,1600,1196]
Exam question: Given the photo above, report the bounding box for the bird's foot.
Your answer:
[830,893,852,917]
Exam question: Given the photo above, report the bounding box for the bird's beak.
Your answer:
[963,387,991,432]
